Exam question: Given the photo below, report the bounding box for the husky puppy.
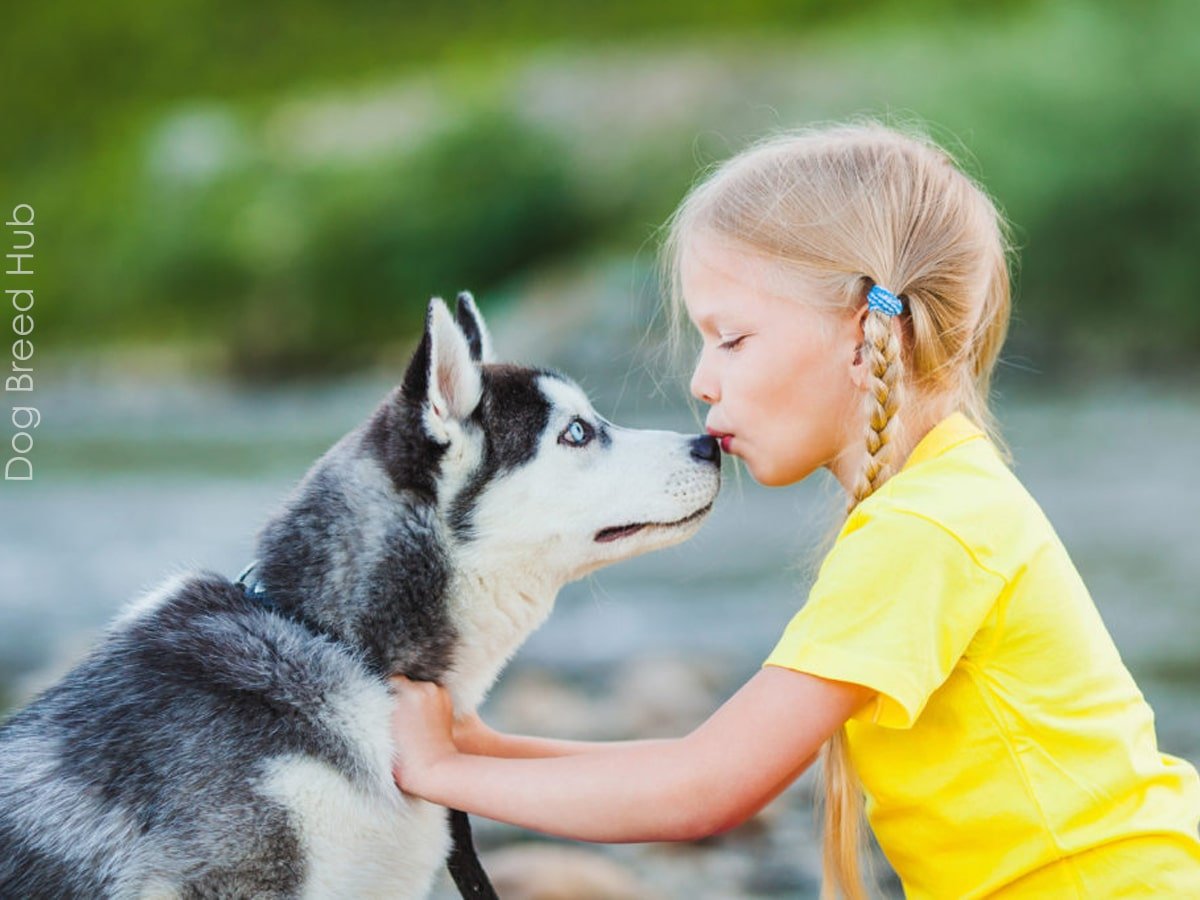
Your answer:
[0,294,721,899]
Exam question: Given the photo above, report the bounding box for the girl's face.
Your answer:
[681,233,867,488]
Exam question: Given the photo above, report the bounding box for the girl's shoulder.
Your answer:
[847,433,1056,585]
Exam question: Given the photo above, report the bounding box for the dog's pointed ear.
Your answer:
[402,297,483,439]
[454,290,494,364]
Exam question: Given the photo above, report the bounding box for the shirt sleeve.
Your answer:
[762,507,1007,729]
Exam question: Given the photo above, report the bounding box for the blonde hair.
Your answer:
[659,119,1013,898]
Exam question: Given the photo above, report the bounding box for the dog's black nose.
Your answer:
[690,434,720,464]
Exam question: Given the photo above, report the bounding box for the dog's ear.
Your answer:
[402,297,483,440]
[453,290,494,364]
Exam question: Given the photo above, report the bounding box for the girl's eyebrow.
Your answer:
[692,312,716,332]
[694,312,749,335]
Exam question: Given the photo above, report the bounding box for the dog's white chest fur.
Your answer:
[259,679,450,899]
[261,757,448,899]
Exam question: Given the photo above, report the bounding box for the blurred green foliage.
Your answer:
[126,110,594,376]
[0,0,1032,173]
[2,0,1196,379]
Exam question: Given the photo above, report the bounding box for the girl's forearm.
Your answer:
[412,737,717,842]
[466,725,674,760]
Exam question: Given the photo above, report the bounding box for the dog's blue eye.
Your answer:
[559,419,593,447]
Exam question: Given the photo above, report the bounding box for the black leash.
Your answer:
[447,808,500,898]
[234,561,500,900]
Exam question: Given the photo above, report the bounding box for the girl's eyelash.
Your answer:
[719,335,748,351]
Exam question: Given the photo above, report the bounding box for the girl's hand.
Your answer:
[389,675,457,797]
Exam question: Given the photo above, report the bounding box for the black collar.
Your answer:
[234,559,324,635]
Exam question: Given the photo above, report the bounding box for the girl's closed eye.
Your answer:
[719,334,750,351]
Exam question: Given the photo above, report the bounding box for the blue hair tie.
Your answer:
[867,284,904,317]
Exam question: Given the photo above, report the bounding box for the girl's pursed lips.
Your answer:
[706,426,735,454]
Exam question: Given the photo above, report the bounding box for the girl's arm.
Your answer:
[390,666,874,843]
[452,713,672,759]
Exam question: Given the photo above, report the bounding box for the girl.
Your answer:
[390,121,1200,898]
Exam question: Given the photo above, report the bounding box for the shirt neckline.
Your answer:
[899,411,985,473]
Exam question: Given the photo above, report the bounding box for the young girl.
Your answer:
[389,121,1200,898]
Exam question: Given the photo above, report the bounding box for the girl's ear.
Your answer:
[848,304,872,391]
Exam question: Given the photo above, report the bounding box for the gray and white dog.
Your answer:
[0,294,721,899]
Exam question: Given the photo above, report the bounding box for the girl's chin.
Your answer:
[741,453,781,486]
[744,453,811,488]
[750,466,789,487]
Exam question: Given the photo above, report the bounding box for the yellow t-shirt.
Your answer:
[763,411,1200,898]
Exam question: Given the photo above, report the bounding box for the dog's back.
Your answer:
[0,572,448,898]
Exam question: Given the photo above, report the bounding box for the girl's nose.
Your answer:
[690,355,719,405]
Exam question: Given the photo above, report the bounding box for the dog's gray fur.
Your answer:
[0,294,721,899]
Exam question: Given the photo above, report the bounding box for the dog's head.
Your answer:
[255,293,719,688]
[373,292,720,583]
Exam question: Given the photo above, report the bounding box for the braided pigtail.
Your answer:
[820,728,869,900]
[849,299,906,511]
[820,287,906,900]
